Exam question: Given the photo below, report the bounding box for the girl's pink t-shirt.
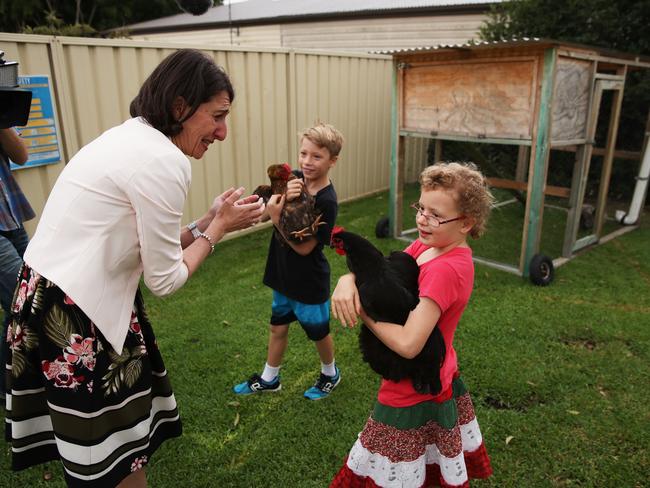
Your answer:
[376,240,474,407]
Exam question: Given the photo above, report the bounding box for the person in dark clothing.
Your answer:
[0,127,33,399]
[234,122,345,400]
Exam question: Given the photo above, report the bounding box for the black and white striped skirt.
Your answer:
[4,264,182,487]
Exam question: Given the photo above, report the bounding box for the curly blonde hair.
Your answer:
[419,162,494,239]
[300,122,344,158]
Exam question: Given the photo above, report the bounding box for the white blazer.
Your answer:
[25,117,190,353]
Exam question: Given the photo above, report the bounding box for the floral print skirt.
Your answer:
[4,264,182,487]
[330,376,492,488]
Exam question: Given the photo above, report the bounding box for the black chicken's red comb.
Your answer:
[330,226,346,255]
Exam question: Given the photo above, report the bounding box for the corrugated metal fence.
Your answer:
[0,34,396,235]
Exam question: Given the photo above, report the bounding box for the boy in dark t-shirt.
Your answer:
[234,123,344,400]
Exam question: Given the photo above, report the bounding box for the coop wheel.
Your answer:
[375,217,390,238]
[529,254,554,286]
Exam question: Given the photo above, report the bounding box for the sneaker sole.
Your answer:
[234,384,282,396]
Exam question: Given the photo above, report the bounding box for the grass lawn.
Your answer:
[2,191,649,487]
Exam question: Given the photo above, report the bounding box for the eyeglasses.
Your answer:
[410,203,463,227]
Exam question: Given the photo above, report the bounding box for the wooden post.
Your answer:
[521,48,556,277]
[515,146,529,182]
[434,139,442,163]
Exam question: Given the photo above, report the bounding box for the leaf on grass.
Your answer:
[597,386,607,397]
[227,401,240,407]
[567,410,580,415]
[526,380,537,387]
[222,320,231,326]
[43,470,53,481]
[505,436,514,445]
[233,412,240,428]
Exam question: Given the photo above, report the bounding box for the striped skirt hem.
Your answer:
[4,264,182,487]
[330,377,492,487]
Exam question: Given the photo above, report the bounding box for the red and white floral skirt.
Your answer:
[4,264,182,487]
[330,377,492,487]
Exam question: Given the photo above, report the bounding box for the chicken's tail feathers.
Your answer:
[252,185,273,204]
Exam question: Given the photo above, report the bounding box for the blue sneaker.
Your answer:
[233,374,281,395]
[303,367,340,400]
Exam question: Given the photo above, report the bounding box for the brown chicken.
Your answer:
[253,163,325,242]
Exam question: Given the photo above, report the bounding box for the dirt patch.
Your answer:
[561,338,597,350]
[482,393,543,412]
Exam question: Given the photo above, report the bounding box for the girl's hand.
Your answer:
[266,194,285,225]
[331,273,361,328]
[285,179,303,202]
[214,187,265,232]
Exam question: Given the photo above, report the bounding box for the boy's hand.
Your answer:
[331,273,361,328]
[266,194,285,225]
[285,179,303,202]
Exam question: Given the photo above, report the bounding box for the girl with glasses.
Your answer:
[331,162,494,488]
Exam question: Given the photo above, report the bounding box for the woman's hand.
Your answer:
[213,187,265,233]
[208,188,261,220]
[285,179,303,202]
[266,194,285,226]
[331,273,361,328]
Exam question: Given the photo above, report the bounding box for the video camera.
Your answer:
[0,51,32,129]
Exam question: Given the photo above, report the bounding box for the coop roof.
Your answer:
[376,38,650,67]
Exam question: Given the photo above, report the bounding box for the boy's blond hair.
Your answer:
[419,162,494,239]
[300,122,344,158]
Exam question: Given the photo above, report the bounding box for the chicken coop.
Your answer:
[378,39,650,285]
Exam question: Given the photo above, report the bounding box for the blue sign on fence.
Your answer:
[10,75,62,170]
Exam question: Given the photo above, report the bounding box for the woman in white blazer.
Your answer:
[4,49,264,488]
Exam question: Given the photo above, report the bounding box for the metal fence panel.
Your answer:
[0,34,392,234]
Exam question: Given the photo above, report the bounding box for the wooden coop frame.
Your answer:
[383,39,650,284]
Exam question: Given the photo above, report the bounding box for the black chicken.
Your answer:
[253,163,325,243]
[330,227,446,394]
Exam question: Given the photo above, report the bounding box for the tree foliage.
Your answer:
[479,0,650,55]
[0,0,220,36]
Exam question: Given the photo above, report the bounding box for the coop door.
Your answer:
[563,78,625,256]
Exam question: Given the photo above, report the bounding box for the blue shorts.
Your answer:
[270,291,330,341]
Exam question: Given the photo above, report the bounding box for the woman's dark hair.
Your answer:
[129,49,234,137]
